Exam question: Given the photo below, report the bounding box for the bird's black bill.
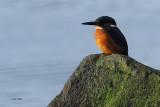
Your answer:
[81,21,97,25]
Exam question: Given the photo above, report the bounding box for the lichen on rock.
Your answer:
[48,54,160,107]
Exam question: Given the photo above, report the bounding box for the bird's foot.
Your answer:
[102,53,110,56]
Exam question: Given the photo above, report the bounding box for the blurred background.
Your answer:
[0,0,160,107]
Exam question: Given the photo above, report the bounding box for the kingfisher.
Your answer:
[82,16,128,56]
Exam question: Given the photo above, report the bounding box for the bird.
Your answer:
[82,16,128,56]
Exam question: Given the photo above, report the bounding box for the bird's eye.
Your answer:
[96,21,99,24]
[96,21,103,25]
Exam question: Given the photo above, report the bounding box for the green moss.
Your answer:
[87,55,160,107]
[48,54,160,107]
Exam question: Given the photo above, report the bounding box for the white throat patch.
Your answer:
[95,26,102,29]
[95,24,116,29]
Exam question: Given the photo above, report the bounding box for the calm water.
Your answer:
[0,0,160,107]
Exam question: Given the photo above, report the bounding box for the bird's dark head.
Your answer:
[82,16,116,28]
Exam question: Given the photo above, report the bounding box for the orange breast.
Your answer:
[94,28,122,54]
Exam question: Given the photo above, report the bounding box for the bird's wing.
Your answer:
[104,26,128,55]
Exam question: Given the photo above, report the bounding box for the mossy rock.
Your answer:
[48,54,160,107]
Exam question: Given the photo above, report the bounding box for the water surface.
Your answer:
[0,0,160,107]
